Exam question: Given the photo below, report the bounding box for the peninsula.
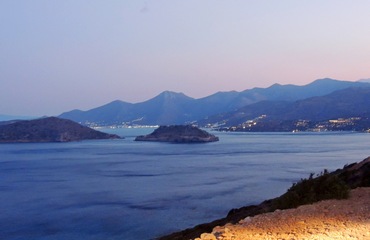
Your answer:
[0,117,120,143]
[135,125,219,143]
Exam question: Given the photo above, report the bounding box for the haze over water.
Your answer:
[1,128,369,240]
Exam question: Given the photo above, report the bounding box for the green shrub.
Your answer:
[273,170,349,210]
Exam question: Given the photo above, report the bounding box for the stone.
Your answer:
[200,233,217,240]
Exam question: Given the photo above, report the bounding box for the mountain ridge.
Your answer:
[59,78,370,126]
[199,87,370,129]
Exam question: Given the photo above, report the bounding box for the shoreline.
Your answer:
[158,157,370,240]
[196,187,370,240]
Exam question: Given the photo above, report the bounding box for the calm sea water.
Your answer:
[0,129,369,240]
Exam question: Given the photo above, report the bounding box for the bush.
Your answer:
[273,170,349,210]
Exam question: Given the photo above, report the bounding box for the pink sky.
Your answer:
[1,1,370,116]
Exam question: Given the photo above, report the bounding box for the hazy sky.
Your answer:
[1,1,370,116]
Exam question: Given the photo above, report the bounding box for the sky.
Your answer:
[1,1,370,116]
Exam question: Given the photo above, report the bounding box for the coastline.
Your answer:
[158,157,370,240]
[196,187,370,240]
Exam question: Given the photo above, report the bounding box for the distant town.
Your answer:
[210,115,370,133]
[82,115,370,133]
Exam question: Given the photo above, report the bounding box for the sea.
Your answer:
[0,128,369,240]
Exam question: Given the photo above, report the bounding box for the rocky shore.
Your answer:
[158,157,370,240]
[196,187,370,240]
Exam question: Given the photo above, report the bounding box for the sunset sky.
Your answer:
[1,1,370,116]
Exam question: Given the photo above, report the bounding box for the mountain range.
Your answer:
[59,78,370,126]
[199,87,370,127]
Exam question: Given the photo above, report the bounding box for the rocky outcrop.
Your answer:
[135,125,219,143]
[0,117,120,143]
[195,187,370,240]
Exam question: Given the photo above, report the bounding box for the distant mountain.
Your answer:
[199,87,370,127]
[358,78,370,83]
[132,91,195,124]
[231,78,370,108]
[59,100,134,125]
[187,78,370,119]
[0,114,36,121]
[60,91,196,125]
[59,78,370,126]
[0,117,120,143]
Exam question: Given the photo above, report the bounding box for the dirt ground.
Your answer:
[195,187,370,240]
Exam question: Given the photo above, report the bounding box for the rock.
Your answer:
[240,216,252,224]
[134,125,219,143]
[0,117,121,143]
[199,233,217,240]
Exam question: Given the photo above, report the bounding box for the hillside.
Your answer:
[59,79,370,126]
[60,91,196,125]
[159,157,370,240]
[199,87,370,129]
[0,117,120,143]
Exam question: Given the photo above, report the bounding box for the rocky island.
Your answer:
[135,125,219,143]
[0,117,120,143]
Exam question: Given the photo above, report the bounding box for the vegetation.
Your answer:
[273,170,349,210]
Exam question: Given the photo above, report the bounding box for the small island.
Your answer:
[135,125,219,143]
[0,117,120,143]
